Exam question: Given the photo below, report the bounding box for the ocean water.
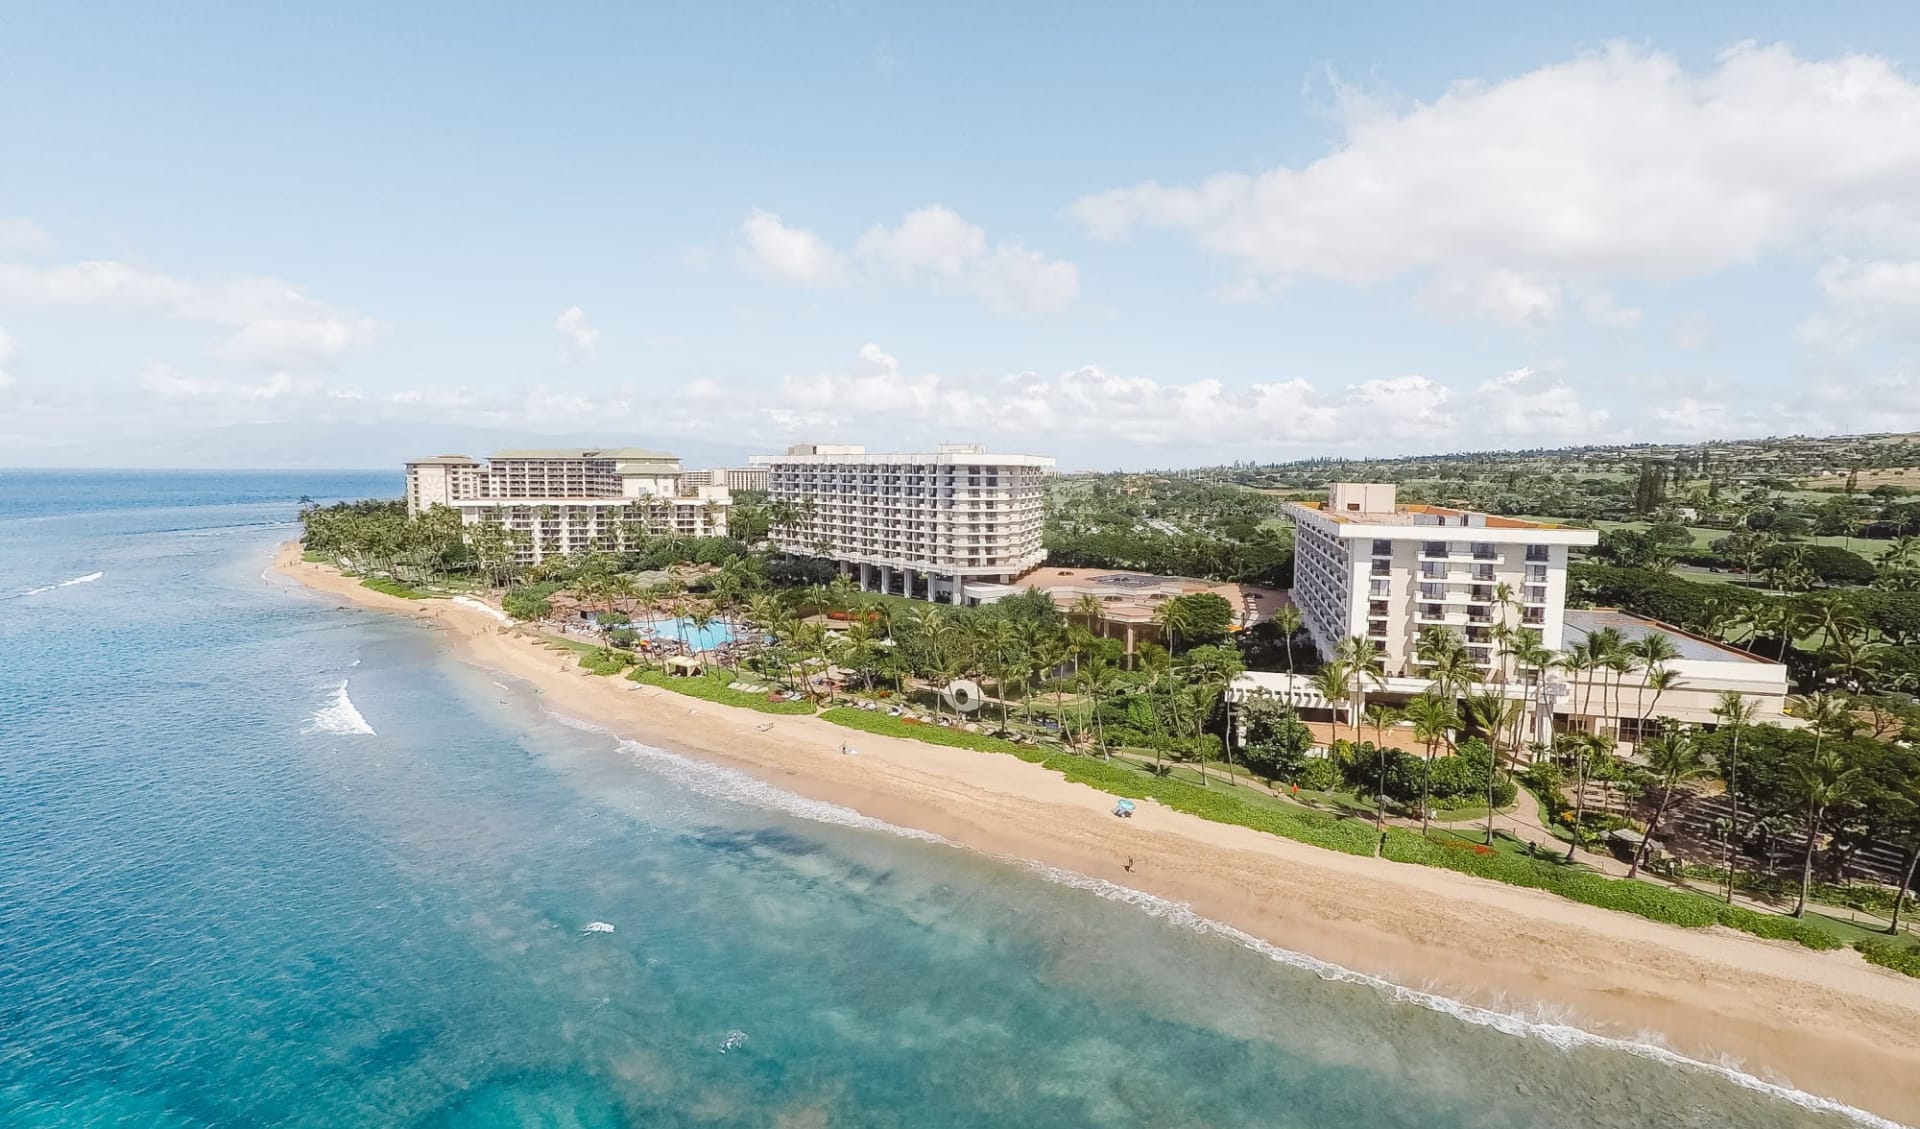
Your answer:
[0,470,1897,1128]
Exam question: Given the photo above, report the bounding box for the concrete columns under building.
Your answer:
[951,574,966,606]
[881,565,895,597]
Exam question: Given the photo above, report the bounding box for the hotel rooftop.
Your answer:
[1288,499,1577,530]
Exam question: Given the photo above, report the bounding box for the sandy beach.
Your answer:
[273,543,1920,1126]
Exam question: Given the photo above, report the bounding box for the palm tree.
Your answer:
[1153,598,1194,654]
[1084,658,1123,760]
[1507,630,1557,758]
[1711,690,1760,904]
[1070,592,1106,635]
[1628,727,1708,878]
[1402,692,1459,836]
[1334,635,1385,743]
[1627,632,1681,739]
[1271,604,1305,677]
[1464,690,1523,843]
[1564,732,1610,862]
[1639,667,1681,738]
[1790,744,1864,918]
[1309,663,1349,734]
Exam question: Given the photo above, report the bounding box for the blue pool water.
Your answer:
[639,615,736,652]
[0,469,1891,1127]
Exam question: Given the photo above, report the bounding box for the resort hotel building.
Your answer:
[404,448,732,563]
[750,443,1052,604]
[1232,483,1790,745]
[1287,482,1596,675]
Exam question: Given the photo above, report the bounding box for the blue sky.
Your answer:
[3,1,1919,468]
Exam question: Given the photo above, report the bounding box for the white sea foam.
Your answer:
[542,709,948,844]
[453,596,512,624]
[1022,866,1909,1129]
[540,705,1907,1129]
[18,570,104,596]
[304,681,376,736]
[580,921,616,935]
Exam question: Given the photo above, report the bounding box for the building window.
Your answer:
[1526,545,1550,563]
[1422,541,1447,558]
[1371,539,1392,556]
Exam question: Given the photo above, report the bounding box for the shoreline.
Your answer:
[271,543,1920,1126]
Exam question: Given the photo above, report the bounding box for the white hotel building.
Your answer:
[404,448,732,563]
[1234,483,1790,741]
[750,443,1052,604]
[1288,483,1597,675]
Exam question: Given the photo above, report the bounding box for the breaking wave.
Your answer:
[18,570,103,597]
[304,681,376,736]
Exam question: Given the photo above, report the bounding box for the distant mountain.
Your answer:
[21,420,763,471]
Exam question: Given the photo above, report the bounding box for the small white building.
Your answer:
[1228,608,1790,749]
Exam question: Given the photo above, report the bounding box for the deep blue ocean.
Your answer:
[0,471,1893,1128]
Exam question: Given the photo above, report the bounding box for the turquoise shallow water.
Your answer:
[0,471,1899,1128]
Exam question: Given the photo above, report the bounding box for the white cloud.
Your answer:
[1798,363,1920,433]
[1072,43,1920,323]
[1418,270,1563,329]
[746,204,1079,314]
[1797,257,1920,352]
[0,326,16,388]
[0,259,379,367]
[752,345,1604,453]
[553,306,600,359]
[739,209,846,288]
[1671,312,1715,350]
[0,218,51,254]
[1580,291,1643,331]
[855,206,1079,314]
[138,362,361,402]
[1652,395,1769,440]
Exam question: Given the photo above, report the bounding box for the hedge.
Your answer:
[361,576,427,599]
[819,707,1040,756]
[1857,938,1920,978]
[502,581,563,620]
[1380,831,1841,949]
[577,650,632,676]
[631,668,817,714]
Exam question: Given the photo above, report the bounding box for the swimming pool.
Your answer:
[637,616,736,652]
